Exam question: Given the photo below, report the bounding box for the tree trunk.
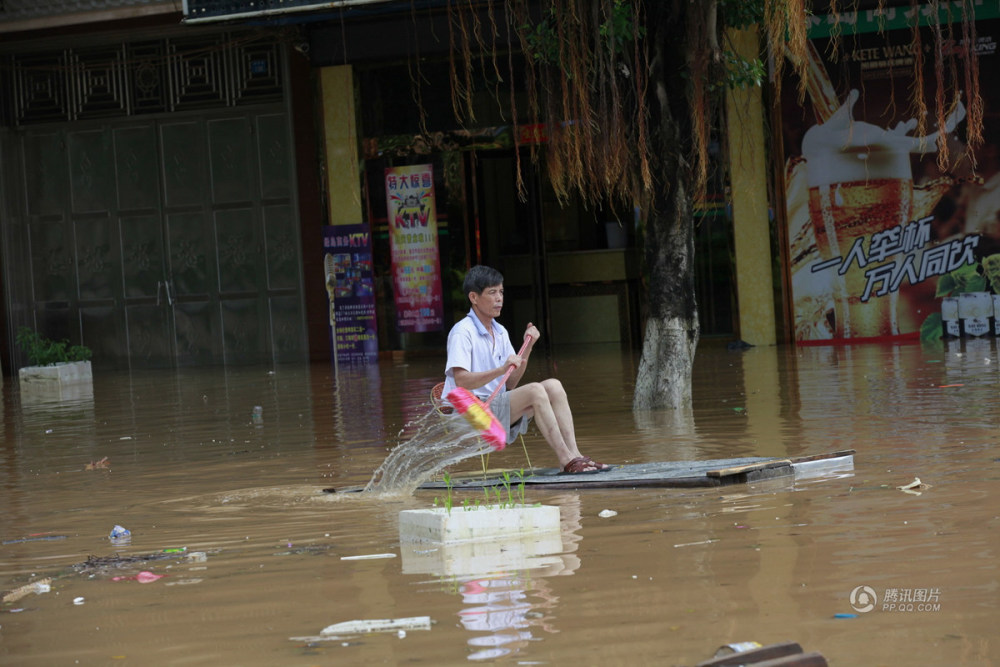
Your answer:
[633,2,700,410]
[633,190,699,409]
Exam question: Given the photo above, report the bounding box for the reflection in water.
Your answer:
[632,405,699,462]
[401,493,582,661]
[330,364,384,445]
[455,500,580,662]
[19,381,94,407]
[457,576,537,661]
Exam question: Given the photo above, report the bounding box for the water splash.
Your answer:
[363,408,491,495]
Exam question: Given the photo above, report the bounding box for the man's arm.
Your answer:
[452,364,511,391]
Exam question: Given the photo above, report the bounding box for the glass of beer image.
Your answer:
[801,89,965,338]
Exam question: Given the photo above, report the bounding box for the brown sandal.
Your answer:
[560,456,601,475]
[582,456,613,472]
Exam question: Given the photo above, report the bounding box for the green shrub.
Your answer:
[16,327,92,367]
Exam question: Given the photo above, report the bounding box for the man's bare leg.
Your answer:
[539,378,578,454]
[509,379,594,470]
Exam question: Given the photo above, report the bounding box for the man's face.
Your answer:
[470,283,503,320]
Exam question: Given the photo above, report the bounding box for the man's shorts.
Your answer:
[489,391,531,445]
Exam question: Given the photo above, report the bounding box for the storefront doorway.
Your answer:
[0,33,306,371]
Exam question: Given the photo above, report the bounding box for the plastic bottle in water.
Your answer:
[109,525,131,541]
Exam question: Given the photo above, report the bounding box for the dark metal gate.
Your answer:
[0,31,306,370]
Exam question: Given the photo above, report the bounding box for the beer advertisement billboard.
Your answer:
[780,3,1000,343]
[384,164,445,334]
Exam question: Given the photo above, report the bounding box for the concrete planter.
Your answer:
[399,504,561,544]
[19,361,93,402]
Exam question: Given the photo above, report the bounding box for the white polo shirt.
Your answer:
[443,309,515,401]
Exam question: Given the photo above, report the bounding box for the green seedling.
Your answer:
[16,327,92,367]
[442,472,454,513]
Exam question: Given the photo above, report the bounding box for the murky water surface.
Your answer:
[1,341,996,665]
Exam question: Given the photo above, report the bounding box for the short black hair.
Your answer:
[463,265,503,296]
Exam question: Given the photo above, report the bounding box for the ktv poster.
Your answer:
[781,3,1000,343]
[323,224,378,364]
[385,164,444,333]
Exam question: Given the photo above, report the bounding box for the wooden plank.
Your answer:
[707,449,856,483]
[706,459,792,478]
[788,449,855,464]
[742,463,795,483]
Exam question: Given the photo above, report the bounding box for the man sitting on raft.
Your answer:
[442,265,612,474]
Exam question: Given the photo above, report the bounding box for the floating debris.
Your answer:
[112,571,165,584]
[897,477,932,495]
[714,641,762,656]
[273,544,334,557]
[598,509,618,518]
[85,456,110,470]
[2,578,52,604]
[71,550,193,576]
[2,534,67,545]
[674,539,719,548]
[340,553,396,561]
[109,525,131,545]
[698,640,827,665]
[290,616,432,643]
[164,578,203,586]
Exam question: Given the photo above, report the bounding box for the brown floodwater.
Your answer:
[0,340,996,665]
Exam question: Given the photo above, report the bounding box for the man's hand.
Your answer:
[524,322,540,345]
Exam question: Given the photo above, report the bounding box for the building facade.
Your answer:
[0,0,776,373]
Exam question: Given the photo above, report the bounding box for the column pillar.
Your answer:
[320,65,362,225]
[725,27,777,345]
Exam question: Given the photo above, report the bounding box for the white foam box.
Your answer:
[18,361,94,404]
[400,531,565,576]
[399,504,560,543]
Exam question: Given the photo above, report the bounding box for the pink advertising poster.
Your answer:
[780,3,1000,344]
[385,164,444,333]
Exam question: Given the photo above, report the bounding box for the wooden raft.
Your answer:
[415,450,855,492]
